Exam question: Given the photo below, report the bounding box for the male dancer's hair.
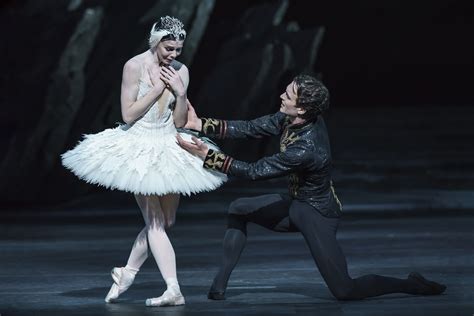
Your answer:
[294,74,329,121]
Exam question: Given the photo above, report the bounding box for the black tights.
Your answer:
[211,194,430,300]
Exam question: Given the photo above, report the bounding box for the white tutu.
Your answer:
[61,82,227,196]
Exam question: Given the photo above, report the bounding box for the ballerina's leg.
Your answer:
[144,193,185,307]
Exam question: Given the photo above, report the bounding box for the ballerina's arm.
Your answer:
[161,64,189,128]
[120,58,166,124]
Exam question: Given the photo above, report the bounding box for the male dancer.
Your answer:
[177,74,446,300]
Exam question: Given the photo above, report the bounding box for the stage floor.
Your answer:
[1,187,473,316]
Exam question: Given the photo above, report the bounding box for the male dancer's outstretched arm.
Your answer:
[184,102,287,140]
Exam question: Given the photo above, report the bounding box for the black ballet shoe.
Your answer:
[207,291,226,300]
[408,272,447,295]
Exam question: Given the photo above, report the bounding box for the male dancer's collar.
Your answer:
[287,117,316,132]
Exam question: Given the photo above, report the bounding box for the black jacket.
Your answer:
[200,111,342,218]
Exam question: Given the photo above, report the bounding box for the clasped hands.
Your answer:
[148,65,186,97]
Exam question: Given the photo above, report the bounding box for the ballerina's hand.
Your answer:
[147,67,166,94]
[183,100,202,131]
[160,66,186,97]
[176,134,208,159]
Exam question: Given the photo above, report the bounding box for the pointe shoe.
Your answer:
[104,267,136,303]
[145,288,185,307]
[408,272,447,295]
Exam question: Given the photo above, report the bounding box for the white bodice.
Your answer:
[125,78,177,136]
[61,59,227,196]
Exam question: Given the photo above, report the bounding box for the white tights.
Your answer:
[125,194,181,290]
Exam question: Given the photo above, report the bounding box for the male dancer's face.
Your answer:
[279,81,303,118]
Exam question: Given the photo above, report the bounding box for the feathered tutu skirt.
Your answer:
[61,119,227,196]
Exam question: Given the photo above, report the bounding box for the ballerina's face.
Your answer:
[155,40,184,66]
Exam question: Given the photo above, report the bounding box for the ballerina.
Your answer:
[61,16,226,307]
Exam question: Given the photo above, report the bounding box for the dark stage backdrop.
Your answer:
[1,0,473,207]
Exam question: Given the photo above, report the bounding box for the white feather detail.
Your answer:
[61,78,227,196]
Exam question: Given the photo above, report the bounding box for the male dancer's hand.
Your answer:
[183,100,202,131]
[176,134,209,159]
